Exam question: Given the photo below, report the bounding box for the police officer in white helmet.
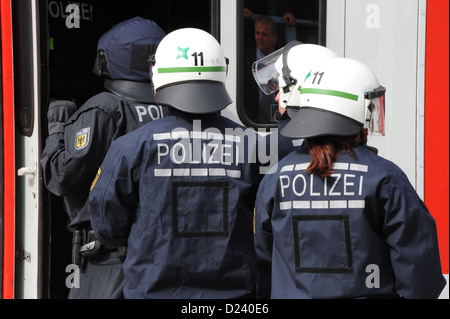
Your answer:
[89,28,263,298]
[254,57,446,298]
[252,42,338,160]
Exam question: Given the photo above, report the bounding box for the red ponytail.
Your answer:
[305,132,363,178]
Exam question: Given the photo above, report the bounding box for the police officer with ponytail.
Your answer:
[254,57,445,298]
[41,17,166,298]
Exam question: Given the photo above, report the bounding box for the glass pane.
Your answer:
[12,1,35,137]
[238,0,325,128]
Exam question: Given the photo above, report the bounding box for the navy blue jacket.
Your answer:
[89,111,264,298]
[41,92,166,229]
[255,144,446,298]
[277,118,301,160]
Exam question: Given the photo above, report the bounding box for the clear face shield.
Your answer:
[252,42,301,96]
[251,48,284,96]
[364,86,386,135]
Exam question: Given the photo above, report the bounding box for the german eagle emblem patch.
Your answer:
[75,127,90,150]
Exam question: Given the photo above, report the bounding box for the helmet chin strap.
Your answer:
[104,79,155,103]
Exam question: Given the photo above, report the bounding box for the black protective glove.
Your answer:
[47,100,77,135]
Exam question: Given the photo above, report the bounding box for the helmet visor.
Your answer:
[252,48,284,95]
[365,86,386,135]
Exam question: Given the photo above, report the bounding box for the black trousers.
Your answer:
[68,251,125,299]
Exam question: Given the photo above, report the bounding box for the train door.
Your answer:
[0,5,5,298]
[41,0,216,299]
[11,0,44,298]
[0,46,2,298]
[0,5,4,298]
[1,0,15,299]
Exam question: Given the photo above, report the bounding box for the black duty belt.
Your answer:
[72,229,127,266]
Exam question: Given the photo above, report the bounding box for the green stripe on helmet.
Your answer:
[299,87,359,101]
[158,66,227,74]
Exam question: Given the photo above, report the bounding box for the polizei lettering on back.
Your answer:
[278,162,368,210]
[154,120,278,175]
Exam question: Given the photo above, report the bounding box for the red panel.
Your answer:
[1,0,15,298]
[425,0,449,274]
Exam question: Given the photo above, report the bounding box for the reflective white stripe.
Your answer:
[293,201,310,209]
[191,168,208,176]
[280,200,365,210]
[154,133,171,140]
[295,163,310,170]
[154,168,242,178]
[154,169,172,177]
[348,200,365,208]
[312,201,329,209]
[332,162,349,170]
[153,131,242,142]
[281,165,295,172]
[350,163,369,172]
[227,170,241,178]
[172,130,190,139]
[209,168,227,176]
[225,134,241,142]
[329,200,347,208]
[207,132,223,140]
[280,201,292,210]
[173,168,190,176]
[191,131,206,139]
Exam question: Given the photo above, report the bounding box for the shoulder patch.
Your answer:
[75,127,90,150]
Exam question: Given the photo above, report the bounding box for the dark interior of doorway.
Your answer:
[41,0,211,299]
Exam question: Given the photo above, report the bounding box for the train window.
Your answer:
[12,1,36,137]
[237,0,326,129]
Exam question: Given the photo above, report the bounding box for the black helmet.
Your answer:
[93,17,165,102]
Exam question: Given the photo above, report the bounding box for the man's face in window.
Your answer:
[254,22,278,56]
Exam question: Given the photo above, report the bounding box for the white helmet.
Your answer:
[281,58,386,138]
[151,28,231,114]
[252,42,338,118]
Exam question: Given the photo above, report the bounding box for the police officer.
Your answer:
[89,28,262,298]
[254,58,446,298]
[252,43,338,297]
[40,17,166,299]
[252,42,338,160]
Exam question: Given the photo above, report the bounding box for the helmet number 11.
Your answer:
[192,52,204,66]
[312,71,325,85]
